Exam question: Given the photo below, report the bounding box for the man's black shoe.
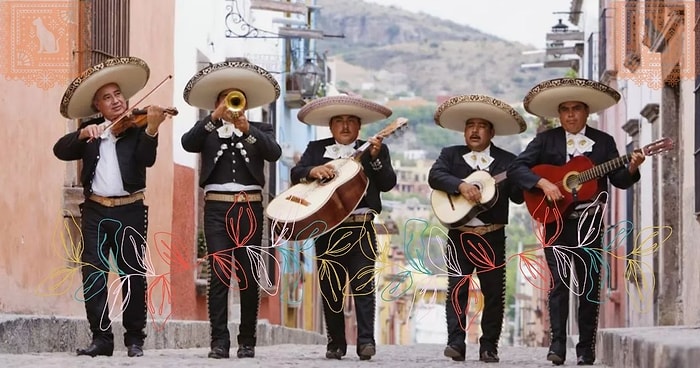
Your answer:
[237,345,255,358]
[127,344,143,357]
[547,350,565,365]
[357,343,376,361]
[325,347,344,360]
[480,350,500,363]
[577,355,595,365]
[207,346,230,359]
[76,342,114,357]
[443,345,465,361]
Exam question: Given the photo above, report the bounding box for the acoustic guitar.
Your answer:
[265,118,408,240]
[524,137,674,224]
[430,171,507,228]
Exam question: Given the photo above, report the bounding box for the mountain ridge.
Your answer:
[315,0,562,104]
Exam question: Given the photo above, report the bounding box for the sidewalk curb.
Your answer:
[599,325,700,368]
[0,314,325,354]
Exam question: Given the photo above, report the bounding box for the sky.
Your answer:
[364,0,568,49]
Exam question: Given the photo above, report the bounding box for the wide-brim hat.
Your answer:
[297,95,392,126]
[183,61,280,111]
[523,78,621,118]
[60,56,150,119]
[434,94,526,135]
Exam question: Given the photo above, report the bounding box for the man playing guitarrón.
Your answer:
[507,78,645,366]
[428,94,526,363]
[289,95,396,361]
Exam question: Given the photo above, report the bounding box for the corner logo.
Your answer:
[613,1,696,89]
[0,1,73,90]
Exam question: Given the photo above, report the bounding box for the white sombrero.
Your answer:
[60,56,150,119]
[523,78,621,118]
[297,95,392,126]
[183,61,280,111]
[434,94,526,135]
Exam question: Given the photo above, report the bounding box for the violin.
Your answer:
[110,105,179,137]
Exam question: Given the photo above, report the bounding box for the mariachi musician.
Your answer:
[181,61,282,360]
[289,95,396,361]
[507,78,645,366]
[54,56,170,358]
[428,94,526,363]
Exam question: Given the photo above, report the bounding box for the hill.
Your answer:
[316,0,562,104]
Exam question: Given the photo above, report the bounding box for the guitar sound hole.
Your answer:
[565,175,580,189]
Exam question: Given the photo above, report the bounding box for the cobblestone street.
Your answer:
[0,344,604,367]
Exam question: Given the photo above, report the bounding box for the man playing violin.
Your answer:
[53,56,168,358]
[428,94,526,363]
[181,61,282,360]
[507,78,645,366]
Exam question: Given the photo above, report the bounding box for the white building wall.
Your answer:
[679,79,700,325]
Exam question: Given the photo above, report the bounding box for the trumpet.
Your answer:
[224,90,246,117]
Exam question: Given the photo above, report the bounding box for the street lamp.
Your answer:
[292,57,323,99]
[551,19,569,33]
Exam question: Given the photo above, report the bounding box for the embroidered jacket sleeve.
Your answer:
[360,143,396,192]
[290,140,324,184]
[53,120,98,161]
[428,146,467,194]
[181,114,223,152]
[244,123,282,162]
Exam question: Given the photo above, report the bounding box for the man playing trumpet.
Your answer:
[181,61,282,360]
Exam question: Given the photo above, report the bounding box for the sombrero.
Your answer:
[523,78,621,118]
[60,56,150,119]
[183,61,280,111]
[297,95,392,126]
[434,94,526,135]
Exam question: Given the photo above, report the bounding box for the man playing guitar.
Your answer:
[507,78,645,366]
[428,94,526,363]
[290,95,396,361]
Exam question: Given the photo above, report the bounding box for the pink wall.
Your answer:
[0,0,181,320]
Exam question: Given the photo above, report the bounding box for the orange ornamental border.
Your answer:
[0,1,75,90]
[612,1,696,89]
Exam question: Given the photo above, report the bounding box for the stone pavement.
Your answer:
[0,344,601,368]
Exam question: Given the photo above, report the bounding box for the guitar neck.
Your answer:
[350,141,371,160]
[493,171,507,183]
[578,152,633,183]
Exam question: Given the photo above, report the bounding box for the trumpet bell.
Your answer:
[225,90,246,113]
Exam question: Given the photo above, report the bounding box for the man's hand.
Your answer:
[146,105,167,136]
[78,124,105,140]
[458,182,482,202]
[628,151,646,173]
[368,136,383,159]
[309,164,336,181]
[536,178,563,204]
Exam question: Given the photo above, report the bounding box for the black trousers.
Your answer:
[544,213,603,359]
[204,200,262,349]
[315,222,377,352]
[79,199,148,347]
[445,228,506,354]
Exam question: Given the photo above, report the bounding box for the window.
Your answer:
[63,0,130,217]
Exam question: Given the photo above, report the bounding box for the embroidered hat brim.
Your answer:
[434,94,526,135]
[183,61,280,111]
[523,78,621,118]
[297,95,392,126]
[60,57,150,119]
